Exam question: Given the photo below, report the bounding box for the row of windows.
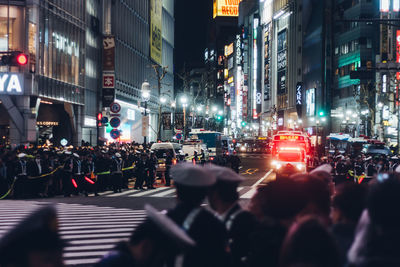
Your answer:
[162,10,174,47]
[335,62,358,77]
[46,0,85,23]
[334,38,372,55]
[119,0,149,24]
[114,1,149,57]
[38,76,84,105]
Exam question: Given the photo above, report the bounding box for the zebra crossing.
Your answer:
[100,186,257,199]
[0,201,146,266]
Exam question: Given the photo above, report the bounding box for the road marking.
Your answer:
[151,188,176,197]
[128,187,171,197]
[252,169,273,188]
[241,168,259,175]
[240,187,257,199]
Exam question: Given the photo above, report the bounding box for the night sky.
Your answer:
[174,0,212,73]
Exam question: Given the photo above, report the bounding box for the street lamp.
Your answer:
[180,95,188,139]
[141,80,151,145]
[160,96,167,104]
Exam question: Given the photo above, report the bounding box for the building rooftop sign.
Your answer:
[0,73,23,95]
[213,0,242,18]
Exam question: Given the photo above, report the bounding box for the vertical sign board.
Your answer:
[296,82,303,119]
[102,36,115,107]
[277,29,287,96]
[150,0,162,65]
[264,23,271,101]
[142,116,149,137]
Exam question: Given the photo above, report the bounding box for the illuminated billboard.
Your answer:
[213,0,242,18]
[150,0,162,65]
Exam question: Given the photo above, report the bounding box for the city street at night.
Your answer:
[2,0,400,267]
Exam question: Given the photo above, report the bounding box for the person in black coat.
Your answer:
[134,154,147,190]
[146,152,157,189]
[62,152,74,197]
[207,165,257,267]
[82,154,99,196]
[166,163,228,267]
[96,205,195,267]
[27,154,44,197]
[110,153,124,193]
[165,152,173,186]
[13,153,28,198]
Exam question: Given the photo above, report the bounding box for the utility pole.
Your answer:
[152,65,168,141]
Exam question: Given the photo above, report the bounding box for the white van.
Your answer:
[150,143,177,174]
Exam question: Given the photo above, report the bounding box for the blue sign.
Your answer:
[101,117,109,124]
[109,117,121,128]
[110,129,121,139]
[176,133,182,140]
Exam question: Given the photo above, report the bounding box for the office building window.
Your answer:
[0,5,24,51]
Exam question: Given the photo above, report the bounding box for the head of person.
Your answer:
[126,205,195,266]
[367,173,400,229]
[0,206,65,267]
[170,163,216,207]
[309,164,334,196]
[280,216,340,267]
[206,165,244,213]
[249,178,307,225]
[331,182,367,225]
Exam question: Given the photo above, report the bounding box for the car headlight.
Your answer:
[296,164,304,170]
[276,163,282,169]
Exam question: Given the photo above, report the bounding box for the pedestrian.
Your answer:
[165,151,173,186]
[331,183,367,265]
[72,153,82,196]
[110,152,124,193]
[348,173,400,267]
[229,152,241,173]
[134,153,147,190]
[280,216,340,267]
[13,153,28,198]
[0,206,65,267]
[82,154,99,196]
[96,204,195,267]
[146,152,157,189]
[207,165,257,267]
[167,163,228,267]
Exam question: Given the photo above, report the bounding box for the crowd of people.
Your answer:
[0,143,242,199]
[1,155,400,267]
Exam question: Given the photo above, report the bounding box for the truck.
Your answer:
[188,130,223,156]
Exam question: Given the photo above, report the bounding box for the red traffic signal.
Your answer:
[16,53,28,65]
[1,52,28,66]
[97,113,103,127]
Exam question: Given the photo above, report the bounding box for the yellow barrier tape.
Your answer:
[27,166,62,180]
[0,179,16,200]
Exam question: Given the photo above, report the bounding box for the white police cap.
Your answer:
[170,162,216,187]
[145,204,195,248]
[115,153,121,158]
[310,164,332,175]
[206,164,244,183]
[17,153,26,158]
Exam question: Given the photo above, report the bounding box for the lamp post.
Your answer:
[141,81,150,145]
[181,95,188,139]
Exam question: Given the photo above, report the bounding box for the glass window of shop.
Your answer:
[0,5,24,52]
[39,9,84,87]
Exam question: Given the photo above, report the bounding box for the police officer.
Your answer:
[146,152,157,189]
[72,153,82,195]
[134,153,147,190]
[62,151,74,197]
[165,151,173,186]
[82,154,99,196]
[13,153,28,198]
[207,165,257,267]
[110,153,124,193]
[167,163,228,267]
[0,206,65,267]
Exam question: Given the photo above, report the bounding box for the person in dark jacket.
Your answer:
[207,165,257,267]
[134,153,147,190]
[165,152,173,186]
[62,151,74,197]
[146,152,157,189]
[96,204,195,267]
[13,153,28,198]
[331,182,367,265]
[166,163,228,267]
[110,153,124,193]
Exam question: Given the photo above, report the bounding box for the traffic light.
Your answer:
[97,113,103,127]
[1,52,28,66]
[216,115,223,121]
[319,111,324,117]
[241,121,247,127]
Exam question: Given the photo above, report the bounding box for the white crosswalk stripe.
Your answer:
[102,186,255,199]
[0,201,146,266]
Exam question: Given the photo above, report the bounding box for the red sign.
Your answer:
[396,30,400,63]
[103,74,115,88]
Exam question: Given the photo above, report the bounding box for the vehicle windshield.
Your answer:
[278,152,302,162]
[153,149,174,158]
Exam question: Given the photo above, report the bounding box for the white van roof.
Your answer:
[150,143,174,150]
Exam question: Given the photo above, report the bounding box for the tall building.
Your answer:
[101,0,174,143]
[0,0,92,147]
[331,0,379,137]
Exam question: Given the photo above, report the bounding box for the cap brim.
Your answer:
[145,204,195,248]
